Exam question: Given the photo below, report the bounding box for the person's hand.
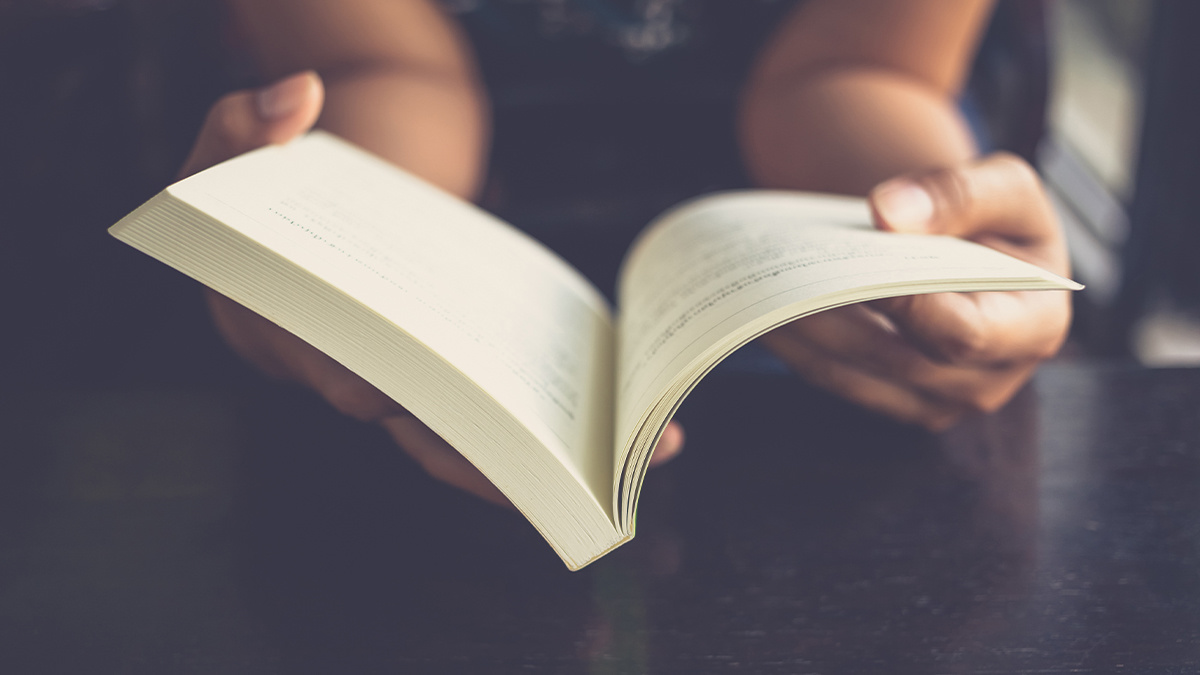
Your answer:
[181,72,683,506]
[761,153,1072,431]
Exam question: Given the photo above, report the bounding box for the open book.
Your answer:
[111,132,1080,569]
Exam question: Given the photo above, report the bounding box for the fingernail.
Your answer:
[873,180,934,231]
[255,72,314,120]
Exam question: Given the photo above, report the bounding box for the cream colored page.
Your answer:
[174,132,614,496]
[615,191,1078,451]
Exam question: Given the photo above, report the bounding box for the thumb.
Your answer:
[178,70,324,178]
[868,152,1056,246]
[864,153,1072,363]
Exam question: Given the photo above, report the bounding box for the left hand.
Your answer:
[181,72,683,508]
[761,153,1072,430]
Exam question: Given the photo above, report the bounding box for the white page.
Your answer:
[172,133,616,500]
[615,191,1080,458]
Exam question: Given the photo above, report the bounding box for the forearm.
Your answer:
[739,69,977,196]
[225,0,488,199]
[317,68,488,199]
[738,0,1073,431]
[738,0,992,195]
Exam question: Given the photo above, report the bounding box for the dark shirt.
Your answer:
[443,0,800,290]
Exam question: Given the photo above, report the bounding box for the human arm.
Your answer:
[224,0,489,198]
[184,3,682,503]
[738,0,1071,429]
[187,0,515,503]
[176,68,510,504]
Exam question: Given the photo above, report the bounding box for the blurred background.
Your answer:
[1,0,1197,377]
[1039,0,1197,365]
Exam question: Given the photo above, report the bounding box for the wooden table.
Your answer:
[2,349,1198,673]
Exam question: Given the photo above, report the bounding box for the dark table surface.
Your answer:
[2,355,1199,674]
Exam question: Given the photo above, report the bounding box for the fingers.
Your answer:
[293,349,409,423]
[178,71,324,178]
[209,288,510,505]
[379,415,513,508]
[871,288,1072,367]
[648,421,685,467]
[776,304,980,399]
[205,290,405,422]
[870,152,1064,262]
[185,73,517,509]
[763,305,1037,430]
[862,152,1072,367]
[763,324,962,430]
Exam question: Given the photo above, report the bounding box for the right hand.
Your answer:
[761,154,1072,431]
[184,72,683,506]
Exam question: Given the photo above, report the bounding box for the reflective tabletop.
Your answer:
[3,348,1198,673]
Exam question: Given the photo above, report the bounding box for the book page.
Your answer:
[171,133,616,503]
[615,191,1080,464]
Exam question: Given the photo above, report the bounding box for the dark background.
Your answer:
[3,2,1200,672]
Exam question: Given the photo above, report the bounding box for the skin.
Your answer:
[185,0,1071,502]
[741,0,1071,430]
